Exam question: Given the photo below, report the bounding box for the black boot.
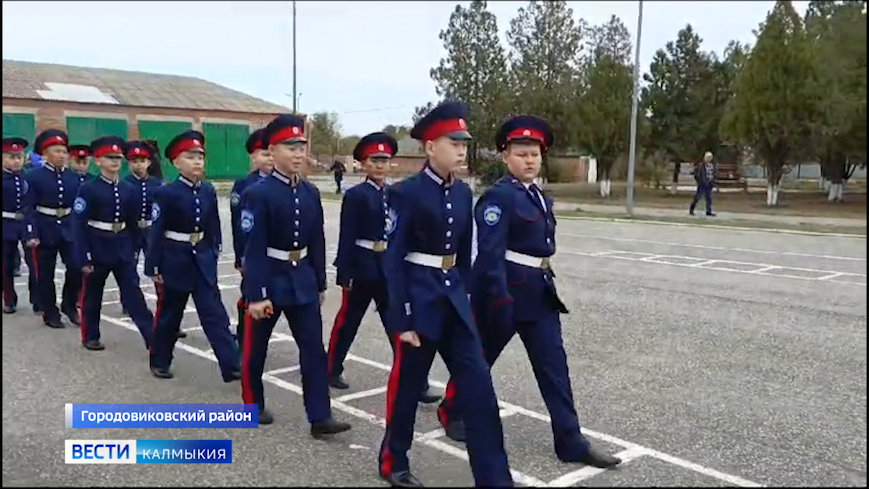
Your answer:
[150,366,173,379]
[223,370,241,383]
[419,388,441,404]
[44,316,65,329]
[310,418,352,438]
[258,408,274,425]
[329,374,350,390]
[561,443,622,468]
[176,330,187,339]
[82,340,105,351]
[382,470,424,487]
[3,304,16,314]
[63,308,80,326]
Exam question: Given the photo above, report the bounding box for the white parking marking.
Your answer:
[334,386,388,403]
[266,365,301,376]
[547,447,648,487]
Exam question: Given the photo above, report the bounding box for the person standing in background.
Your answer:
[689,151,717,217]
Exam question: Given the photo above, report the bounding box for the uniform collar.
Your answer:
[257,170,270,179]
[366,178,385,190]
[99,174,119,185]
[507,172,540,193]
[44,162,61,173]
[423,163,454,187]
[3,167,18,175]
[179,175,201,188]
[130,172,148,181]
[271,169,300,187]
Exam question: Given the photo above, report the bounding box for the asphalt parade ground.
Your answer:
[2,194,866,487]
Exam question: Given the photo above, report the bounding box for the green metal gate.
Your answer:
[2,113,36,142]
[137,120,193,181]
[202,123,250,180]
[65,117,129,176]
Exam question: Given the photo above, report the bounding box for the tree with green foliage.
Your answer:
[431,0,510,170]
[805,0,867,201]
[412,102,437,126]
[721,0,822,206]
[382,124,410,141]
[574,15,633,196]
[309,111,343,160]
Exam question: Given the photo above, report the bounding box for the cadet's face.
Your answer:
[704,154,713,162]
[129,157,150,176]
[364,156,390,182]
[270,142,307,174]
[503,142,542,183]
[44,145,68,166]
[70,156,90,174]
[174,149,206,179]
[96,154,123,174]
[3,152,25,172]
[426,137,467,172]
[252,149,274,173]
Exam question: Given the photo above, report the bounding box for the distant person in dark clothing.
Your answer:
[689,151,717,216]
[143,140,164,179]
[330,159,346,194]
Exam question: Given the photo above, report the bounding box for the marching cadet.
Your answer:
[326,132,441,405]
[72,137,154,351]
[377,102,513,488]
[145,130,240,382]
[241,114,351,435]
[123,141,163,260]
[2,137,30,314]
[437,116,622,469]
[68,145,93,184]
[23,129,83,328]
[229,128,272,350]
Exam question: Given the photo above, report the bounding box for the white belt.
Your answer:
[267,246,308,264]
[164,230,205,244]
[2,211,23,220]
[36,205,71,217]
[404,252,457,270]
[138,219,153,228]
[355,239,388,252]
[505,250,551,269]
[88,220,127,233]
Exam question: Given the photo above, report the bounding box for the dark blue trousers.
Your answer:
[326,281,432,393]
[439,308,590,461]
[690,184,713,214]
[378,300,513,487]
[35,241,81,323]
[22,243,39,310]
[81,260,153,347]
[241,301,331,423]
[2,240,19,308]
[149,277,239,381]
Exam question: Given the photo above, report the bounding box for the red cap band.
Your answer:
[71,149,89,158]
[359,142,394,160]
[126,146,149,159]
[38,135,66,153]
[168,138,203,160]
[421,118,467,142]
[2,143,24,153]
[506,127,545,145]
[267,125,305,146]
[93,143,124,159]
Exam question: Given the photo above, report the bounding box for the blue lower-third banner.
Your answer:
[65,440,232,464]
[65,403,258,428]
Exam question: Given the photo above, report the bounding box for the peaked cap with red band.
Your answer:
[90,136,127,159]
[410,101,472,142]
[246,128,268,154]
[353,132,398,162]
[2,137,29,154]
[165,130,205,161]
[264,114,307,146]
[124,140,153,160]
[68,145,91,159]
[34,129,68,155]
[495,115,554,152]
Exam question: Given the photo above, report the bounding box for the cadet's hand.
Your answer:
[151,274,164,284]
[26,238,39,248]
[248,300,274,320]
[399,331,421,347]
[319,292,326,306]
[81,265,94,275]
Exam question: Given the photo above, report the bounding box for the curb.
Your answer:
[553,213,867,238]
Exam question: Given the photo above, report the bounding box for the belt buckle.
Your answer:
[138,220,149,229]
[372,241,386,253]
[189,232,203,244]
[288,250,302,262]
[541,257,551,269]
[15,212,24,220]
[55,208,65,218]
[111,222,124,233]
[441,254,456,270]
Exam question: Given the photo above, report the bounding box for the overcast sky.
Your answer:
[2,1,808,136]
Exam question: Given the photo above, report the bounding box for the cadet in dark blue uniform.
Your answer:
[230,128,272,350]
[438,116,622,469]
[378,102,513,488]
[326,132,442,404]
[73,137,154,351]
[123,141,163,260]
[68,145,93,184]
[23,129,83,328]
[2,138,30,314]
[145,130,240,382]
[241,114,351,435]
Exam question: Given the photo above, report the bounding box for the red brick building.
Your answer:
[1,59,308,179]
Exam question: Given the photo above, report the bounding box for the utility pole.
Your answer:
[292,0,298,113]
[625,0,644,216]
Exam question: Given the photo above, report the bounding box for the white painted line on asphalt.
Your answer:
[334,386,388,403]
[417,428,446,441]
[547,447,648,487]
[690,260,720,267]
[560,233,868,261]
[181,326,204,333]
[817,272,845,281]
[266,365,301,376]
[748,266,779,273]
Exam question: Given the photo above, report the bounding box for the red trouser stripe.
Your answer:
[326,288,351,376]
[379,334,403,477]
[148,282,164,355]
[240,312,255,405]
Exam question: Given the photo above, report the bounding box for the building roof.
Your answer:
[2,59,293,115]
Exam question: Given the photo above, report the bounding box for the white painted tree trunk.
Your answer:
[599,179,612,197]
[669,180,677,194]
[827,182,845,201]
[766,183,781,206]
[820,178,829,191]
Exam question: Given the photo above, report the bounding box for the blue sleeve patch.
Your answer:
[151,202,161,221]
[21,180,29,195]
[385,207,398,236]
[240,209,254,233]
[483,204,501,226]
[73,197,87,214]
[230,191,241,206]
